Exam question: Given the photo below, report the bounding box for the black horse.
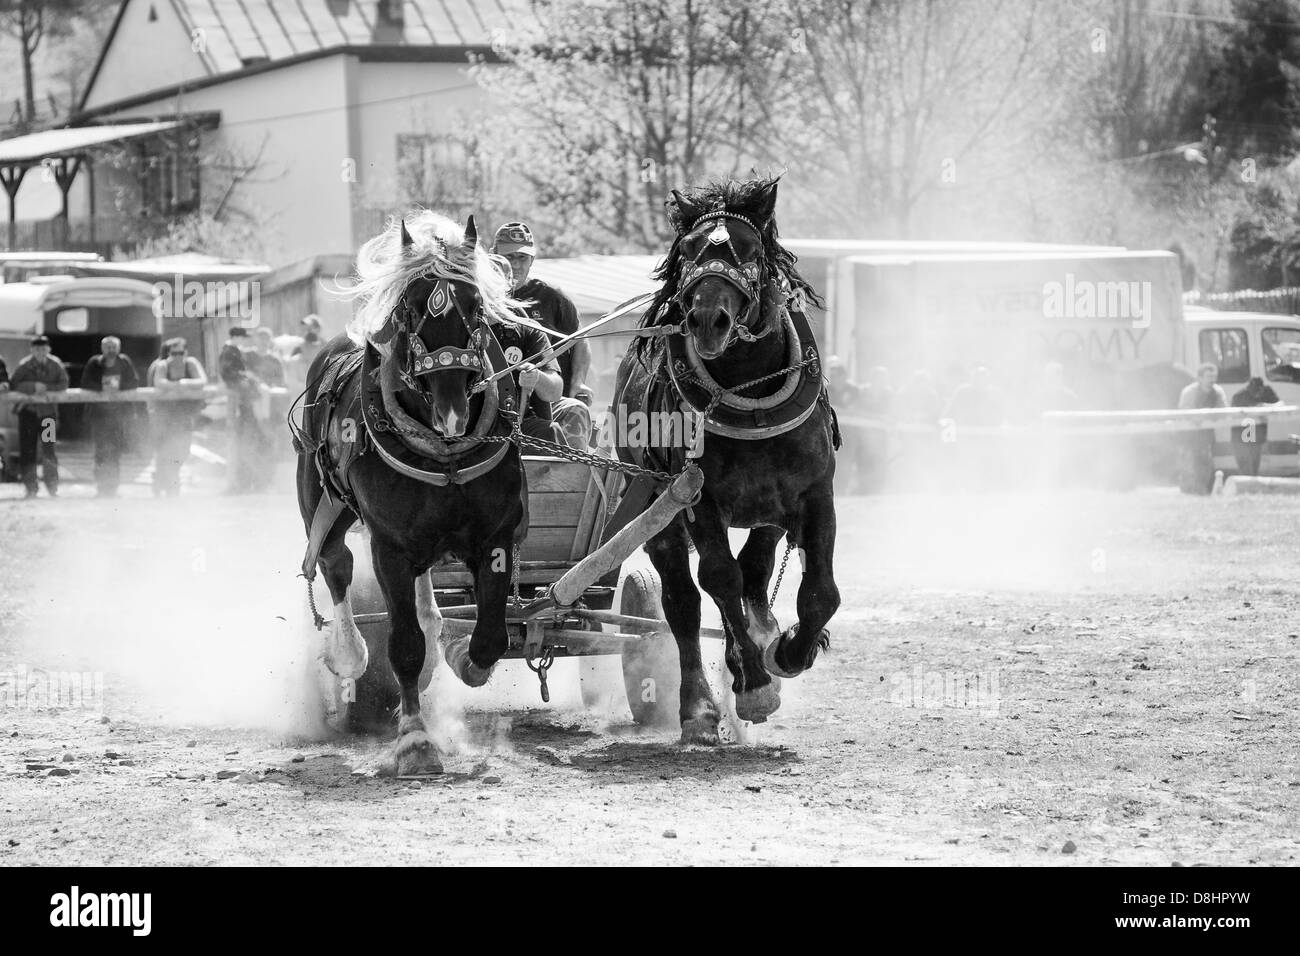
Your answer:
[295,211,524,775]
[614,177,841,744]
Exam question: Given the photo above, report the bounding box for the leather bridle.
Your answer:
[399,276,489,383]
[673,210,770,348]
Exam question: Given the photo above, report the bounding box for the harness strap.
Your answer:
[301,495,350,580]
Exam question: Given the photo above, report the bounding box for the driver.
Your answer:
[492,221,593,449]
[487,254,566,444]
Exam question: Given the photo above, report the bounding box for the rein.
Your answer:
[470,290,662,394]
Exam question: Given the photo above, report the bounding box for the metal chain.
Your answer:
[770,540,795,606]
[306,577,326,631]
[470,408,681,483]
[682,354,821,415]
[510,541,522,603]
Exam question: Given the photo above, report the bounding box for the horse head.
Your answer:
[667,178,779,359]
[352,212,507,438]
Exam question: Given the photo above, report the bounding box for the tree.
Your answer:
[1202,0,1300,164]
[471,0,788,253]
[103,134,283,262]
[0,0,95,130]
[751,0,1057,237]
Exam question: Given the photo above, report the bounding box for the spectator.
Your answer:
[81,335,140,497]
[292,314,325,383]
[9,335,69,498]
[942,366,1008,492]
[492,221,592,449]
[0,354,8,390]
[824,356,864,408]
[943,365,1007,426]
[1230,375,1280,477]
[824,356,868,494]
[859,366,893,492]
[1177,362,1228,494]
[1036,361,1079,413]
[219,326,273,493]
[895,369,942,425]
[149,337,207,496]
[249,327,286,388]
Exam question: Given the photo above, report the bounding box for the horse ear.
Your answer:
[399,218,414,250]
[667,189,702,234]
[463,214,479,249]
[754,179,779,226]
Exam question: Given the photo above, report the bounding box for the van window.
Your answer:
[55,307,89,333]
[1199,328,1250,384]
[1263,327,1300,384]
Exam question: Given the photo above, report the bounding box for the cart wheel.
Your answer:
[619,568,680,727]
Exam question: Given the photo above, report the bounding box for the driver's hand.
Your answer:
[33,382,46,394]
[518,363,540,392]
[574,384,594,407]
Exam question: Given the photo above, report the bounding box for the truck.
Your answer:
[826,249,1300,477]
[0,275,161,478]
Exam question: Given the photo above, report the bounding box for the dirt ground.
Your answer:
[0,473,1297,865]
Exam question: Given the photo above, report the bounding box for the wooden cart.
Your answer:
[336,455,716,730]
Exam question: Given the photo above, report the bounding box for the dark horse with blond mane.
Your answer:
[294,211,527,775]
[614,177,840,744]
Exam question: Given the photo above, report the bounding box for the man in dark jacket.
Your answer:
[82,335,140,497]
[9,335,69,498]
[1230,375,1281,476]
[492,221,592,448]
[219,326,272,493]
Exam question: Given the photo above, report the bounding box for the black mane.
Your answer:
[639,176,825,354]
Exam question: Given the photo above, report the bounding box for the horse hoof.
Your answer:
[762,625,830,678]
[444,639,494,688]
[379,730,443,777]
[680,715,720,746]
[320,641,368,681]
[735,679,782,723]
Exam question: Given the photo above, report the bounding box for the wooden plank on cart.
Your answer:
[569,466,608,561]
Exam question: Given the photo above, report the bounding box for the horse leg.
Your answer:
[764,489,840,678]
[442,531,512,687]
[738,525,785,652]
[371,543,442,776]
[646,519,720,745]
[414,569,442,689]
[317,517,368,680]
[687,505,781,724]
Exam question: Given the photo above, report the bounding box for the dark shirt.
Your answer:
[248,351,285,388]
[514,278,580,393]
[1232,380,1280,406]
[490,318,561,422]
[219,342,252,389]
[0,356,7,388]
[10,354,69,416]
[82,354,140,392]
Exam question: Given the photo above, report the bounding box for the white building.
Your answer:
[0,0,515,265]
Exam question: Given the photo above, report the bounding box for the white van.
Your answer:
[1185,305,1300,476]
[0,276,161,477]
